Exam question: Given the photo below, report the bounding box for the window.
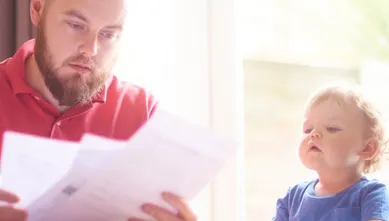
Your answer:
[361,61,389,185]
[114,0,243,221]
[112,1,389,221]
[243,62,359,220]
[242,1,389,221]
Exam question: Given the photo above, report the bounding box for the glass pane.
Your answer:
[243,61,359,220]
[241,1,389,220]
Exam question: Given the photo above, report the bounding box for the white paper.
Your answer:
[0,132,80,208]
[1,110,238,221]
[25,135,128,221]
[74,134,127,169]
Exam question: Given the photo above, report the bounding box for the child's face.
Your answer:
[298,99,367,173]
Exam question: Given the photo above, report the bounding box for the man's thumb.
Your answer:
[0,189,19,204]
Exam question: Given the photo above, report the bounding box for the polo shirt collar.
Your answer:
[5,39,110,104]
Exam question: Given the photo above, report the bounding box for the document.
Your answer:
[0,110,238,221]
[0,132,80,208]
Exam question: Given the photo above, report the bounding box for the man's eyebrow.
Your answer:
[63,9,123,30]
[63,9,89,23]
[104,24,123,30]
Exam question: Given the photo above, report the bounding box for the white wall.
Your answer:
[114,0,244,220]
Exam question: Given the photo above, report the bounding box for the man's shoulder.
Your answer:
[0,58,9,74]
[0,58,11,89]
[106,76,159,116]
[108,77,156,101]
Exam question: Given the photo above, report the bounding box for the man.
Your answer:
[0,0,197,220]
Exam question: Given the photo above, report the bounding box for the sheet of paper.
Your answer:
[73,134,127,169]
[2,109,238,221]
[25,110,238,221]
[0,132,80,208]
[25,134,128,221]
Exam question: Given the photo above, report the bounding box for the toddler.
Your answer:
[273,83,389,221]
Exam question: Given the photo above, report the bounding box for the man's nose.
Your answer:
[79,34,98,57]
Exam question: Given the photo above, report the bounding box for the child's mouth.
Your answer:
[310,145,321,152]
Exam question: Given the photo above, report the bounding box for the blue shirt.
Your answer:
[273,177,389,221]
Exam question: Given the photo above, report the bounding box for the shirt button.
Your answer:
[56,121,62,126]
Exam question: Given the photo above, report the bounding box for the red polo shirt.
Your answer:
[0,40,158,154]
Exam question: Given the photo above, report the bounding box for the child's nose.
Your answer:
[310,130,322,139]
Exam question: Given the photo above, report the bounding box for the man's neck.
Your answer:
[25,54,69,112]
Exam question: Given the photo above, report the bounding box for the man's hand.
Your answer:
[128,192,197,221]
[0,189,27,221]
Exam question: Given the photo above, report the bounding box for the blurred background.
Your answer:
[241,0,389,220]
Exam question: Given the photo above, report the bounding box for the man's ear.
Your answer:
[359,138,379,160]
[30,0,46,27]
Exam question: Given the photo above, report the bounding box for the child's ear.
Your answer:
[359,138,379,160]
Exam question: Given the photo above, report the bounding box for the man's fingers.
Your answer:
[140,204,181,221]
[0,206,27,220]
[161,192,197,221]
[0,189,19,203]
[132,193,196,221]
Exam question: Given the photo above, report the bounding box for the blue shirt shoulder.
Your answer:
[273,177,389,221]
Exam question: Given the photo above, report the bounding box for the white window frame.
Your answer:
[208,0,245,220]
[117,0,244,220]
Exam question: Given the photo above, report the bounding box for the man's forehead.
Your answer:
[49,0,128,26]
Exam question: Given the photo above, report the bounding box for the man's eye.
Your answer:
[67,22,84,30]
[100,32,117,39]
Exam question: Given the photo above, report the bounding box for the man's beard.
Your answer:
[34,22,110,107]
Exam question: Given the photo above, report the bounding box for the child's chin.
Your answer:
[302,159,322,171]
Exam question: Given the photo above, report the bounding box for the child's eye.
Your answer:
[327,127,340,133]
[304,128,312,134]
